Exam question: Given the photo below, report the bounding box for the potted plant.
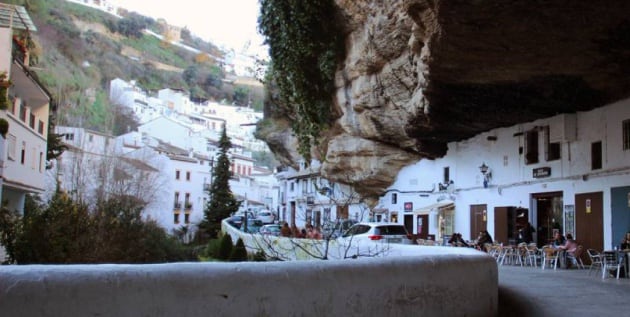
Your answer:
[0,72,10,110]
[0,118,9,138]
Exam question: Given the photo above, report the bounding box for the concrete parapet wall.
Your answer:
[0,252,497,316]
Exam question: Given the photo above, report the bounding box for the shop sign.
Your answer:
[533,167,551,178]
[586,199,591,214]
[404,202,413,212]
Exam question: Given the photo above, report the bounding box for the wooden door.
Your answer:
[470,204,487,241]
[416,214,429,239]
[575,192,603,258]
[494,207,509,245]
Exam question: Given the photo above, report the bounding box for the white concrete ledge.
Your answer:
[0,253,497,316]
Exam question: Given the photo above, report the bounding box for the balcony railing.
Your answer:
[173,202,182,210]
[185,203,193,210]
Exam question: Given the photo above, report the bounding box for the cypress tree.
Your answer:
[201,125,241,238]
[229,238,248,262]
[217,233,233,260]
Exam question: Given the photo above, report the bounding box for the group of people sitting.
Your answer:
[448,231,495,250]
[448,233,470,247]
[280,222,323,239]
[550,231,580,268]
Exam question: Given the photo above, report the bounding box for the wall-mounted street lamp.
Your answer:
[479,162,492,188]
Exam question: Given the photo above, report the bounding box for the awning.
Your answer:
[372,208,388,214]
[413,200,454,215]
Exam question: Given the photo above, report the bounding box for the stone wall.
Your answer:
[0,251,497,316]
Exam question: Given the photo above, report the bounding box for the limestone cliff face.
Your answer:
[260,0,630,205]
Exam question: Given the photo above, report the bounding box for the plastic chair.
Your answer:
[587,249,603,276]
[542,246,558,270]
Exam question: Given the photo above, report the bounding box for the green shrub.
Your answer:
[202,238,222,259]
[217,234,233,260]
[229,238,248,262]
[0,119,8,138]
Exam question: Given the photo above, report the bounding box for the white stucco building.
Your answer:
[373,98,630,252]
[0,5,50,214]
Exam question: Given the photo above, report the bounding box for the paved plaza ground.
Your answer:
[498,265,630,316]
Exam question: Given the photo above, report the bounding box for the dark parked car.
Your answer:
[227,215,244,229]
[241,219,264,233]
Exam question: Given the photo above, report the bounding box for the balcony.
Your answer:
[173,202,182,210]
[184,202,193,210]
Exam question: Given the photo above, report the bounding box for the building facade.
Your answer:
[0,5,50,214]
[377,98,630,252]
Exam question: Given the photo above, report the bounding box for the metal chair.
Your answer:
[587,249,603,276]
[542,246,558,270]
[601,251,624,279]
[525,244,541,267]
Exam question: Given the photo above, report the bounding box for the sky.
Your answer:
[115,0,268,57]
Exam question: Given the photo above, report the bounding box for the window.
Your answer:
[7,134,16,160]
[88,134,93,142]
[184,213,190,224]
[185,193,191,208]
[19,104,26,121]
[65,133,74,141]
[174,192,180,209]
[20,142,25,165]
[391,193,398,204]
[623,119,630,151]
[174,213,180,224]
[186,171,191,181]
[543,126,561,161]
[29,113,35,129]
[525,129,539,164]
[443,167,450,183]
[591,141,602,170]
[38,120,44,134]
[175,170,180,180]
[39,152,43,172]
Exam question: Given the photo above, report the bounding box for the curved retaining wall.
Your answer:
[0,250,497,316]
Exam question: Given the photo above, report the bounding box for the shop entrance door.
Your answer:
[575,192,603,253]
[470,204,487,241]
[533,192,563,247]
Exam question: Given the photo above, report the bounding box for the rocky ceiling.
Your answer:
[259,0,630,205]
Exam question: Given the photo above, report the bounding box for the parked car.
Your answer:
[241,219,264,233]
[322,219,358,239]
[339,222,412,244]
[259,224,282,236]
[256,210,275,224]
[227,215,244,229]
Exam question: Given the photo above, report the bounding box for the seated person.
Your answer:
[620,232,630,250]
[448,233,469,247]
[475,230,493,251]
[552,231,566,247]
[557,233,578,268]
[557,233,578,254]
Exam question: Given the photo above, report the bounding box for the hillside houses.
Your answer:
[43,77,278,238]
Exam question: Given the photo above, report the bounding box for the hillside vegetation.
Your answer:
[4,0,264,135]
